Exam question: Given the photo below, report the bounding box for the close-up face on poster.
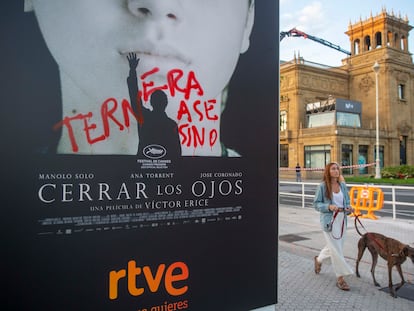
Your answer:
[2,1,279,310]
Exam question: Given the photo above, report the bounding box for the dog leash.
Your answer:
[331,209,345,240]
[330,195,348,240]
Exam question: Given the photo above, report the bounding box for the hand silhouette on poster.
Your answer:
[24,0,255,156]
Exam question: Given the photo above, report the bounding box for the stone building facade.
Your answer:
[280,9,414,179]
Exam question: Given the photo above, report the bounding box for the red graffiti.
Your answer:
[140,68,203,102]
[54,67,217,152]
[177,99,218,148]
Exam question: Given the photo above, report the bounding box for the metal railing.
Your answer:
[279,181,414,220]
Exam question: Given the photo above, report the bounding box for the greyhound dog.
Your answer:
[354,216,414,298]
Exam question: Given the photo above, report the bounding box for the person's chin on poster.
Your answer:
[25,0,255,157]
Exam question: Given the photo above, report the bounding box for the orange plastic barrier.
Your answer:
[349,186,384,220]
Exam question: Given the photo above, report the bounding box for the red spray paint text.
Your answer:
[54,67,219,152]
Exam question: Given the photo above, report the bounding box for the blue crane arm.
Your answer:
[280,28,351,56]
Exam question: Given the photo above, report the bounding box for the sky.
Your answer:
[280,0,414,66]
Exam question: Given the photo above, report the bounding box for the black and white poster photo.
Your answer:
[24,0,255,157]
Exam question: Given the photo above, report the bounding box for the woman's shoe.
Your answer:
[336,277,350,291]
[314,256,322,274]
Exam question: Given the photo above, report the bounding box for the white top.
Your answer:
[332,190,344,208]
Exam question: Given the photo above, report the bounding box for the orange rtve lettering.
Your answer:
[108,260,189,300]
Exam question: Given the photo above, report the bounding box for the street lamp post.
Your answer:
[372,61,381,179]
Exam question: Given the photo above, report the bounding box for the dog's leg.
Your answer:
[387,261,396,298]
[368,246,381,287]
[355,238,366,278]
[394,264,406,292]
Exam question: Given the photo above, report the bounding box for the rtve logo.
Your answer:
[108,260,189,300]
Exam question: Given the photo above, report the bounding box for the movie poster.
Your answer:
[2,1,279,310]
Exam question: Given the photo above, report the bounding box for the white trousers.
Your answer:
[317,212,353,277]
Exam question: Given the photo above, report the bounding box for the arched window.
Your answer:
[387,31,393,47]
[364,35,371,51]
[375,31,382,48]
[353,39,360,55]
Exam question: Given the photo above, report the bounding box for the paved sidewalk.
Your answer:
[254,204,414,311]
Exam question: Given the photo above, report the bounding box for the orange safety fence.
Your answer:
[349,186,384,220]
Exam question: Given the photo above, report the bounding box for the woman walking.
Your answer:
[313,162,354,290]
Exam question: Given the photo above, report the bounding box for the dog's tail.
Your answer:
[354,215,364,236]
